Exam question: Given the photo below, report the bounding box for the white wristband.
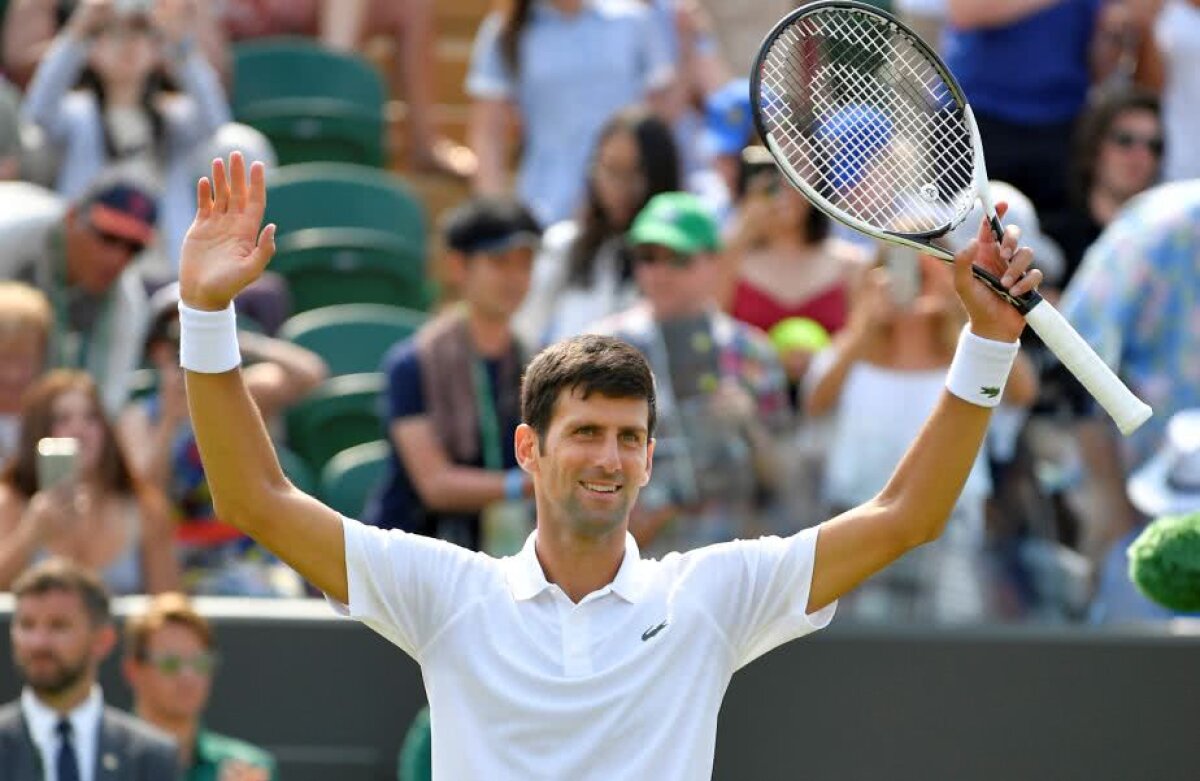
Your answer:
[178,301,241,373]
[945,326,1019,408]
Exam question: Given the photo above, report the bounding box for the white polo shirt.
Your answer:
[334,517,836,780]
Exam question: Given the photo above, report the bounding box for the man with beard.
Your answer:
[0,557,179,781]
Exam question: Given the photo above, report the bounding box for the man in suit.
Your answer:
[0,557,180,781]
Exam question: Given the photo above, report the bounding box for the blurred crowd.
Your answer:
[4,0,1200,777]
[1,0,1198,646]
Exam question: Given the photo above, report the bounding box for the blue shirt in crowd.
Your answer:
[466,0,673,225]
[363,341,520,545]
[943,0,1102,125]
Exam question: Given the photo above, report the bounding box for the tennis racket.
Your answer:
[750,0,1152,435]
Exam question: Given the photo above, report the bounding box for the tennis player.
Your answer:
[178,153,1040,778]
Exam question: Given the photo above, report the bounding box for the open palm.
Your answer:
[179,152,277,312]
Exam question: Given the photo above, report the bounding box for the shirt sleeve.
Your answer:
[332,516,495,659]
[384,342,426,422]
[685,528,836,670]
[466,12,515,100]
[1058,219,1148,373]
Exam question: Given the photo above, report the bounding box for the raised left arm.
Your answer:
[806,206,1043,613]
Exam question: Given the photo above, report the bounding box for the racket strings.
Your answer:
[758,10,975,234]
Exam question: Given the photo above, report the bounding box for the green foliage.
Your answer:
[1128,511,1200,612]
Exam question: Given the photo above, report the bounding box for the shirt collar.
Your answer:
[21,684,104,750]
[506,531,648,603]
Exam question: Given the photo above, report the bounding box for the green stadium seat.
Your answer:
[232,38,385,167]
[240,101,385,167]
[264,162,426,251]
[320,439,390,518]
[285,372,386,475]
[269,228,433,313]
[276,444,317,496]
[279,303,427,377]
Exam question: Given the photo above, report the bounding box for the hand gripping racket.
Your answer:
[750,0,1151,435]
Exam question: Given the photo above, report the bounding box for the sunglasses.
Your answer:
[91,224,146,255]
[144,651,219,676]
[632,245,695,268]
[1107,130,1164,156]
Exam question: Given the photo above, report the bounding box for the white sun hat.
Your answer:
[944,181,1065,286]
[1128,409,1200,518]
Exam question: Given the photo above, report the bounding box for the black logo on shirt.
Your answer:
[641,621,668,641]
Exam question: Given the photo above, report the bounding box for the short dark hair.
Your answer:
[522,335,657,445]
[441,195,541,257]
[12,557,112,626]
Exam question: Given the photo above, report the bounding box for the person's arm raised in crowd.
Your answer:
[803,267,891,418]
[135,486,182,593]
[179,153,349,603]
[2,0,63,89]
[18,0,104,141]
[946,0,1061,30]
[469,98,516,196]
[117,367,189,490]
[806,209,1042,614]
[239,332,329,422]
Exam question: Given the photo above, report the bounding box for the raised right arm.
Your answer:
[179,154,348,603]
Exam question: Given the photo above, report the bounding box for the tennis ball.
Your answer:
[768,317,831,353]
[1128,511,1200,613]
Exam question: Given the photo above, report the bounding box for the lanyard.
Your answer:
[470,357,505,471]
[45,227,114,377]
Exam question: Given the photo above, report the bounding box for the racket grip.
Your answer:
[1023,300,1152,435]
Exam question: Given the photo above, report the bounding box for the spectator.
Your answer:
[20,0,231,268]
[0,369,180,594]
[1059,180,1200,561]
[117,283,325,596]
[1091,408,1200,622]
[467,0,674,226]
[590,192,790,555]
[1043,87,1162,287]
[691,78,755,226]
[365,197,539,552]
[0,169,156,416]
[513,107,680,347]
[1149,0,1200,181]
[642,0,727,180]
[805,239,1038,622]
[0,283,53,463]
[0,557,180,780]
[719,145,868,386]
[217,0,472,177]
[124,592,277,780]
[942,0,1105,217]
[3,0,230,88]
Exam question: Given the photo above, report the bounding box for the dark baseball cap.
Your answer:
[442,196,541,256]
[77,169,159,246]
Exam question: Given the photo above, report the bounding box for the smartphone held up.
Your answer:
[36,437,79,491]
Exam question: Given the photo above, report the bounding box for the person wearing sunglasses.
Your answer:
[1044,87,1163,290]
[0,166,158,417]
[588,192,791,557]
[123,592,276,781]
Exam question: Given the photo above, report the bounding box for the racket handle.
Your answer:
[1023,300,1151,435]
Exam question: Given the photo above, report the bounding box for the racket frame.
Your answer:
[750,0,1152,434]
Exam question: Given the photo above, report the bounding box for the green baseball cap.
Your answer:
[628,192,721,255]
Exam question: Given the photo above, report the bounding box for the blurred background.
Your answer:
[1,0,1199,778]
